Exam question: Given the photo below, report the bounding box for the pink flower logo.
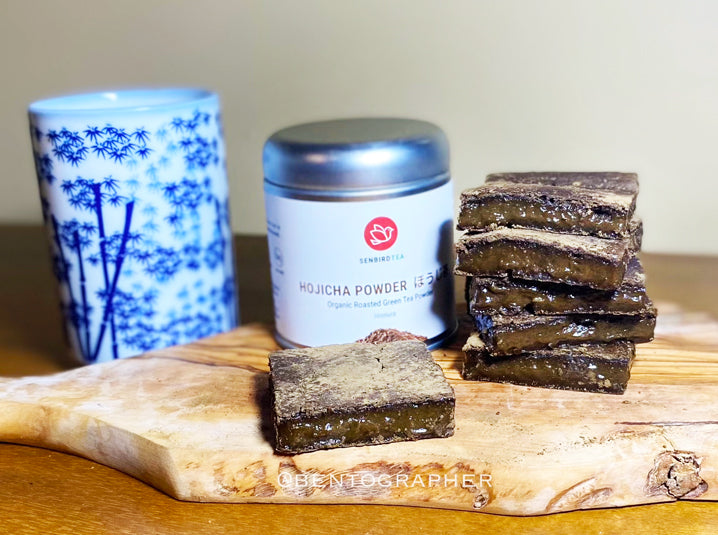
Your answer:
[364,217,398,251]
[369,224,393,246]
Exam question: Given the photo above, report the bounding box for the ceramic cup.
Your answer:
[28,88,238,364]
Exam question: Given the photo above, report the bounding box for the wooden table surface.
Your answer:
[2,224,718,534]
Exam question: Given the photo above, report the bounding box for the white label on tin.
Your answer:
[265,182,456,347]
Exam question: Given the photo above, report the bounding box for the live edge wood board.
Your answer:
[1,301,718,515]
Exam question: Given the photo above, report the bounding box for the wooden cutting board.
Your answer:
[1,301,718,515]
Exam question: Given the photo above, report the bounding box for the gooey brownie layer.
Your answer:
[474,308,656,356]
[466,255,652,316]
[462,332,635,394]
[455,227,632,290]
[458,172,639,238]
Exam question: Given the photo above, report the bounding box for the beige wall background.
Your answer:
[1,0,717,254]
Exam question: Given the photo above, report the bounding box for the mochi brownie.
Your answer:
[486,171,639,194]
[269,340,455,454]
[466,255,652,316]
[474,308,656,356]
[457,172,639,238]
[462,332,636,394]
[455,227,632,290]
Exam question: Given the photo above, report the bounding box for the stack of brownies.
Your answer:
[454,172,656,394]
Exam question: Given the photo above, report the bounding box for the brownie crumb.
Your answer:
[357,328,428,344]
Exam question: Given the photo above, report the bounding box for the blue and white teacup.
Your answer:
[28,88,238,364]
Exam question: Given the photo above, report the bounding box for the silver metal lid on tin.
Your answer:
[263,118,450,200]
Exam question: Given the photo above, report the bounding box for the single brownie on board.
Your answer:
[462,332,636,394]
[269,340,455,454]
[457,172,639,238]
